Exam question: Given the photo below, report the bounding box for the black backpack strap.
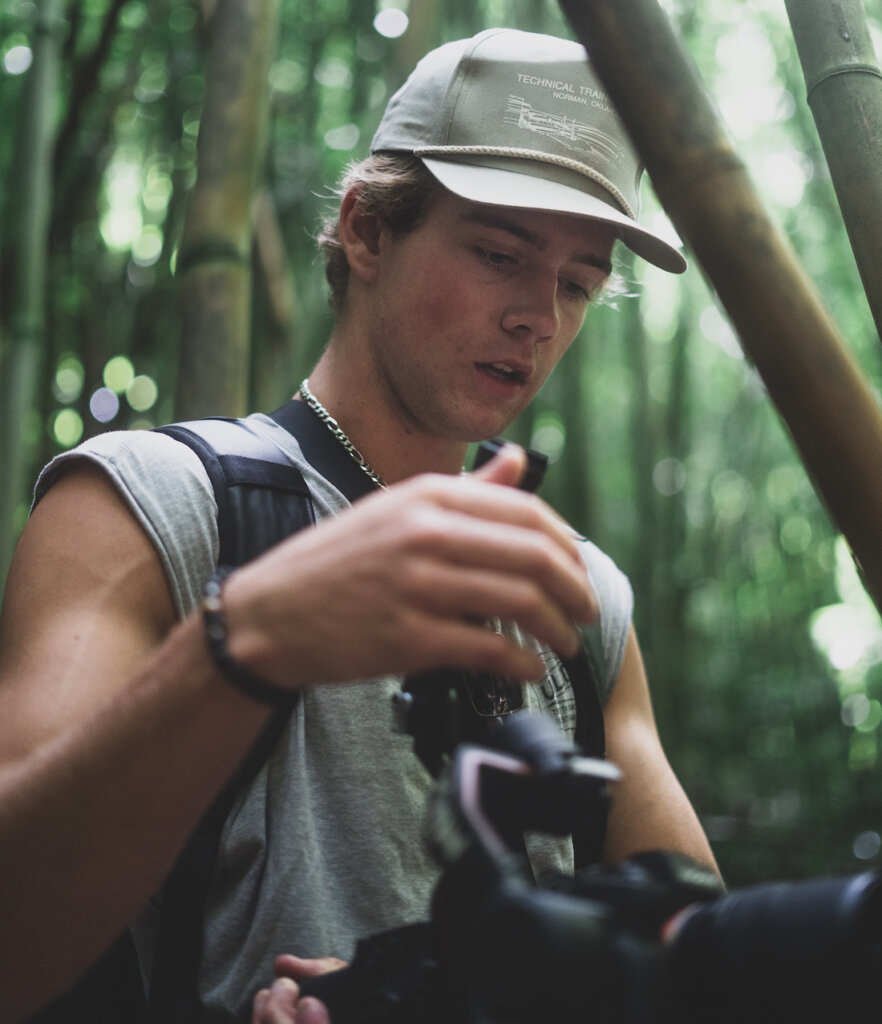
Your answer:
[146,404,385,1022]
[147,414,322,1023]
[154,400,380,567]
[24,928,148,1024]
[563,622,609,869]
[268,398,380,503]
[147,710,293,1024]
[570,624,606,762]
[156,416,317,566]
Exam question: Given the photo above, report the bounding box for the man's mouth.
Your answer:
[477,362,528,385]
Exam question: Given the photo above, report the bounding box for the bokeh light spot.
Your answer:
[374,8,409,38]
[104,355,136,393]
[780,515,812,555]
[324,124,360,151]
[653,457,686,497]
[90,387,121,424]
[53,355,85,404]
[842,693,870,728]
[314,57,353,89]
[3,45,33,75]
[854,831,881,860]
[52,409,84,448]
[132,226,164,266]
[530,411,566,463]
[126,375,159,412]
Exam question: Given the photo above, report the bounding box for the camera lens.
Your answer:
[662,871,882,1022]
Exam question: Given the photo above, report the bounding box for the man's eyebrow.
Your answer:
[461,209,545,248]
[460,210,613,275]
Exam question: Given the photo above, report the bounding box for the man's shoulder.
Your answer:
[33,428,220,618]
[575,535,631,598]
[34,427,214,509]
[571,535,634,700]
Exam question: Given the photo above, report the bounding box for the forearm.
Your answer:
[600,629,720,879]
[601,720,721,878]
[0,614,270,1024]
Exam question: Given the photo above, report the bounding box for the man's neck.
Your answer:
[305,347,468,485]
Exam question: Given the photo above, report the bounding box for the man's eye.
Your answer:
[476,248,515,270]
[561,278,591,302]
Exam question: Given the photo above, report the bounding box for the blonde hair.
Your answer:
[317,154,443,314]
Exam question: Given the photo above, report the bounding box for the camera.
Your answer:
[300,711,882,1023]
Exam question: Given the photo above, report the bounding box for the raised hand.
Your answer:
[222,445,598,690]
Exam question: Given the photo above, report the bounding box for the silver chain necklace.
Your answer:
[298,379,387,489]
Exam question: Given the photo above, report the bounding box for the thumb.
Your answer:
[472,442,528,488]
[274,954,348,980]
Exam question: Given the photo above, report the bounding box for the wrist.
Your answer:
[202,569,298,710]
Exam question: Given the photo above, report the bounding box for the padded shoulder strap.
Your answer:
[156,416,316,567]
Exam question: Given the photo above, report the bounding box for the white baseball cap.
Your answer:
[372,28,686,274]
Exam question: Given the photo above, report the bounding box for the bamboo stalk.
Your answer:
[784,0,882,345]
[175,0,280,419]
[558,0,882,614]
[0,0,65,593]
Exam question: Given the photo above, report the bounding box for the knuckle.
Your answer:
[519,491,547,526]
[516,587,546,623]
[396,557,435,602]
[523,533,560,578]
[503,578,544,621]
[398,504,450,552]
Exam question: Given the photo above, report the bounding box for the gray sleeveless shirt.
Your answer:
[35,414,634,1022]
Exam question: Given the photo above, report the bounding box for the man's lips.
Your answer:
[475,361,530,385]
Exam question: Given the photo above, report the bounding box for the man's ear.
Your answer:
[338,188,383,283]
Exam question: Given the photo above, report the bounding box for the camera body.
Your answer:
[300,712,882,1023]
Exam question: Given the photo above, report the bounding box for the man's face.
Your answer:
[361,189,615,444]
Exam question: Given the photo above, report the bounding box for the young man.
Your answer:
[0,28,715,1024]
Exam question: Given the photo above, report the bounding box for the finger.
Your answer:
[296,997,332,1024]
[415,479,588,573]
[396,612,549,681]
[402,562,583,659]
[397,513,598,628]
[274,954,348,979]
[252,978,299,1024]
[269,978,300,1024]
[252,988,269,1024]
[471,443,527,488]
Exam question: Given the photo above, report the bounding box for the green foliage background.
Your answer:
[2,0,882,887]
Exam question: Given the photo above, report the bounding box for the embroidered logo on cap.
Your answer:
[505,95,626,164]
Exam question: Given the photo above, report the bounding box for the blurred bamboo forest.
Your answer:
[2,0,882,887]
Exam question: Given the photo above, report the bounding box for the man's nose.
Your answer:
[500,270,560,340]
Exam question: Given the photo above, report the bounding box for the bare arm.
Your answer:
[0,446,597,1022]
[0,466,272,1021]
[601,627,720,877]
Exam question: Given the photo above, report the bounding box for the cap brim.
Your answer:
[421,157,687,275]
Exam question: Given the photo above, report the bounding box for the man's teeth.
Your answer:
[488,363,518,380]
